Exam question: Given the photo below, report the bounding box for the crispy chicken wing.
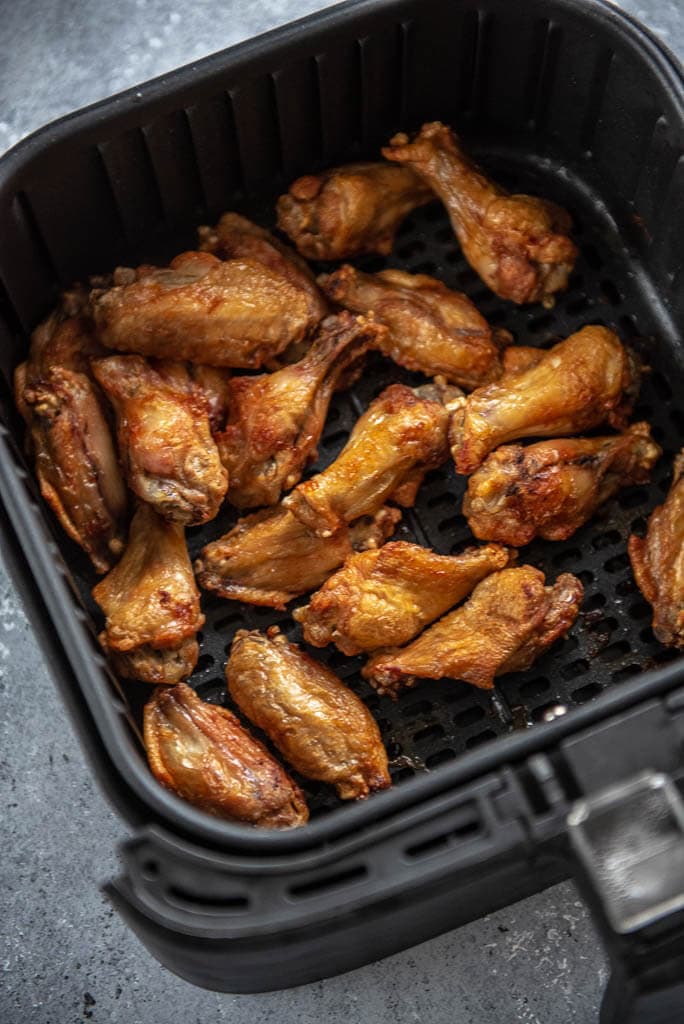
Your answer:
[93,503,204,684]
[15,301,127,573]
[629,451,684,648]
[318,265,511,389]
[187,364,232,433]
[276,162,433,260]
[295,541,512,655]
[450,326,641,474]
[383,122,577,305]
[465,424,661,545]
[502,345,545,377]
[226,628,391,800]
[217,312,382,509]
[283,381,460,538]
[198,211,329,322]
[144,683,308,828]
[195,505,401,609]
[364,566,583,697]
[92,355,227,525]
[91,251,319,368]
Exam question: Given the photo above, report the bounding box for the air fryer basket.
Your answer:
[0,0,683,1015]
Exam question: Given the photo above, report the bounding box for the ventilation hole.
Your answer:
[487,308,508,325]
[654,648,679,665]
[413,723,445,744]
[289,864,367,899]
[561,658,589,680]
[465,729,496,749]
[586,615,618,635]
[619,314,637,336]
[519,676,550,699]
[616,578,637,597]
[552,546,581,568]
[454,705,486,727]
[167,886,249,911]
[584,593,607,611]
[404,699,434,719]
[528,312,555,334]
[577,569,595,585]
[628,600,651,621]
[611,663,642,683]
[396,239,426,260]
[571,681,603,702]
[597,640,631,663]
[582,243,603,269]
[215,611,244,631]
[630,516,647,534]
[194,653,215,673]
[600,278,622,305]
[141,860,159,880]
[639,625,655,643]
[604,552,630,573]
[617,488,649,510]
[591,529,621,550]
[392,766,416,782]
[405,816,481,859]
[425,748,456,768]
[434,225,453,244]
[565,295,591,315]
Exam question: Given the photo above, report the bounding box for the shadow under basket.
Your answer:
[0,0,683,1014]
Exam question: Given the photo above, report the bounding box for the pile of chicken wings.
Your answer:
[15,122,682,829]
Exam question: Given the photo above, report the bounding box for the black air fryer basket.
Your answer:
[1,0,683,1019]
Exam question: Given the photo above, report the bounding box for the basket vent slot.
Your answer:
[289,864,368,899]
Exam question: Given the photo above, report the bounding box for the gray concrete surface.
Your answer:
[0,2,681,1023]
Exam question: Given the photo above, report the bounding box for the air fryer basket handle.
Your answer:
[566,772,684,1024]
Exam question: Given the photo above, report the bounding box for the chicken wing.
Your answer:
[318,265,511,389]
[226,628,391,800]
[502,345,544,377]
[382,122,577,305]
[195,505,401,609]
[295,541,512,655]
[450,326,641,475]
[187,364,232,433]
[465,424,661,545]
[364,566,583,697]
[93,503,204,684]
[198,211,329,322]
[276,162,433,260]
[283,381,460,538]
[92,355,228,525]
[216,312,381,509]
[144,683,308,828]
[15,301,128,573]
[91,251,319,368]
[629,451,684,648]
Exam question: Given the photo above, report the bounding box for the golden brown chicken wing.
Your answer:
[144,683,308,828]
[195,505,401,609]
[450,326,641,475]
[364,566,583,697]
[276,162,433,260]
[15,301,128,573]
[295,541,512,655]
[91,251,319,368]
[93,503,205,684]
[92,355,228,526]
[216,312,382,509]
[502,345,545,377]
[187,364,232,433]
[198,211,329,322]
[383,122,577,305]
[318,265,511,389]
[283,381,460,538]
[465,424,661,546]
[226,628,391,800]
[629,451,684,648]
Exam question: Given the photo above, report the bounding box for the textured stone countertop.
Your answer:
[0,2,682,1023]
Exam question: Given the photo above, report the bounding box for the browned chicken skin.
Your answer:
[198,211,329,322]
[283,381,460,538]
[276,162,433,260]
[216,312,382,509]
[364,566,583,697]
[501,345,545,377]
[187,364,232,434]
[144,683,308,828]
[383,122,578,305]
[319,265,511,389]
[295,541,512,655]
[92,355,228,526]
[93,503,205,684]
[195,505,401,609]
[226,628,391,800]
[629,451,684,648]
[465,424,661,545]
[450,326,641,475]
[91,251,320,368]
[15,301,128,573]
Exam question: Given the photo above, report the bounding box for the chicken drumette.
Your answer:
[629,451,684,648]
[319,265,511,390]
[93,503,205,684]
[450,326,641,474]
[144,683,308,828]
[195,505,401,609]
[295,541,512,655]
[383,122,577,305]
[226,628,391,800]
[217,312,381,509]
[187,364,232,434]
[364,566,583,697]
[92,355,228,525]
[283,381,460,538]
[276,162,433,260]
[14,294,128,573]
[465,423,661,545]
[91,251,320,368]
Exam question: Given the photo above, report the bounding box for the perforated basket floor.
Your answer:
[66,150,684,822]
